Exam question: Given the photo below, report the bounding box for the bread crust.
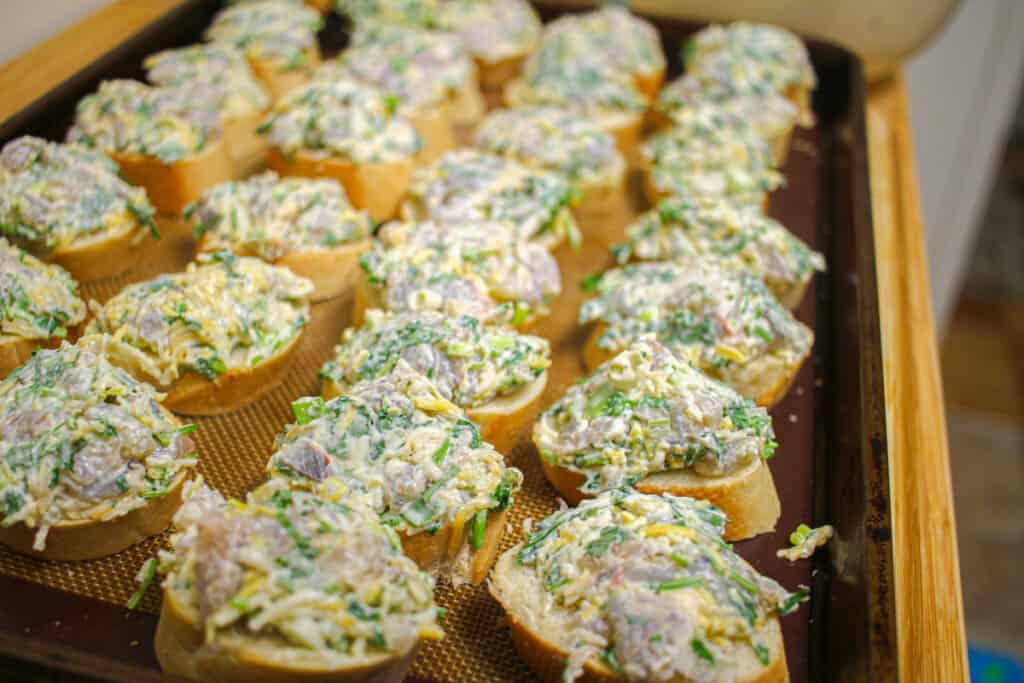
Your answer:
[0,336,50,379]
[156,587,418,683]
[633,66,665,103]
[401,507,509,584]
[468,372,547,455]
[43,219,150,282]
[490,551,790,683]
[223,107,270,176]
[267,148,414,223]
[249,45,321,102]
[113,142,235,216]
[573,165,629,222]
[539,456,780,541]
[408,101,457,163]
[449,76,486,126]
[477,53,527,91]
[160,331,303,416]
[0,471,188,560]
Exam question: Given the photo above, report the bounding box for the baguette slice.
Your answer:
[249,45,321,101]
[468,372,547,455]
[223,107,270,176]
[402,507,509,585]
[267,148,414,222]
[114,142,234,216]
[408,101,457,163]
[48,220,151,283]
[0,337,42,379]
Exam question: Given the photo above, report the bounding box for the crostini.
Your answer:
[402,149,580,250]
[579,259,813,406]
[320,308,550,453]
[205,0,323,101]
[261,78,421,222]
[534,337,780,540]
[435,0,541,91]
[155,477,442,683]
[612,195,825,309]
[0,238,86,378]
[357,219,561,327]
[641,104,783,210]
[66,79,233,216]
[490,489,806,683]
[269,362,522,583]
[86,252,313,415]
[0,338,197,560]
[334,0,440,28]
[475,106,627,219]
[145,43,272,175]
[0,136,158,281]
[189,172,374,302]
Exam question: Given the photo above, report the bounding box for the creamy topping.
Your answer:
[535,338,776,494]
[613,196,825,305]
[361,219,561,322]
[270,362,521,541]
[511,57,648,124]
[777,523,833,562]
[0,239,85,342]
[336,0,439,27]
[260,78,420,163]
[579,259,812,399]
[67,80,220,163]
[0,137,156,255]
[145,43,271,118]
[160,477,441,658]
[642,104,783,208]
[534,6,664,81]
[87,253,312,387]
[0,338,197,550]
[505,490,805,682]
[323,24,473,112]
[475,106,623,187]
[320,308,550,409]
[189,172,373,261]
[405,149,579,247]
[205,0,322,70]
[435,0,540,63]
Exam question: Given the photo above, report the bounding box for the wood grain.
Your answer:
[867,73,970,683]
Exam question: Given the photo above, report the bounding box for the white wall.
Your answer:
[0,0,112,65]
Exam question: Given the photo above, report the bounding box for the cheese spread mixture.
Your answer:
[205,0,323,71]
[0,136,156,256]
[534,338,776,494]
[0,239,85,342]
[189,172,373,261]
[260,78,420,163]
[335,0,439,28]
[160,477,442,658]
[579,259,812,399]
[474,106,624,188]
[145,43,271,119]
[87,253,312,387]
[510,57,648,125]
[435,0,540,64]
[67,80,220,163]
[320,309,550,409]
[612,195,825,305]
[777,523,832,562]
[360,219,561,322]
[405,149,580,248]
[270,362,522,541]
[503,490,806,682]
[324,24,474,112]
[642,105,783,208]
[0,339,197,550]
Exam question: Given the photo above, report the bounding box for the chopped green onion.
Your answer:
[126,558,156,610]
[470,509,487,550]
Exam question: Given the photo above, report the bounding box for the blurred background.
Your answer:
[0,0,1021,680]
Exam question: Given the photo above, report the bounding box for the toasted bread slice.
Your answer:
[267,148,413,222]
[468,372,547,455]
[249,45,321,102]
[450,75,486,126]
[633,66,665,102]
[49,218,151,282]
[0,471,187,561]
[408,102,457,163]
[477,53,527,91]
[402,508,509,584]
[573,165,629,220]
[223,108,270,176]
[277,241,372,303]
[114,141,234,216]
[0,336,52,379]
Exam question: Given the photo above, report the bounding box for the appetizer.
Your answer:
[402,149,580,250]
[0,338,197,560]
[612,195,825,309]
[474,106,626,217]
[320,308,550,453]
[641,104,783,210]
[0,136,157,281]
[205,0,323,101]
[579,259,813,406]
[0,238,86,377]
[145,43,272,174]
[434,0,541,90]
[533,337,780,539]
[155,477,442,683]
[334,0,439,28]
[684,22,816,129]
[261,78,421,221]
[87,253,313,415]
[490,490,805,682]
[189,172,374,301]
[356,219,561,327]
[268,361,523,583]
[66,79,233,215]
